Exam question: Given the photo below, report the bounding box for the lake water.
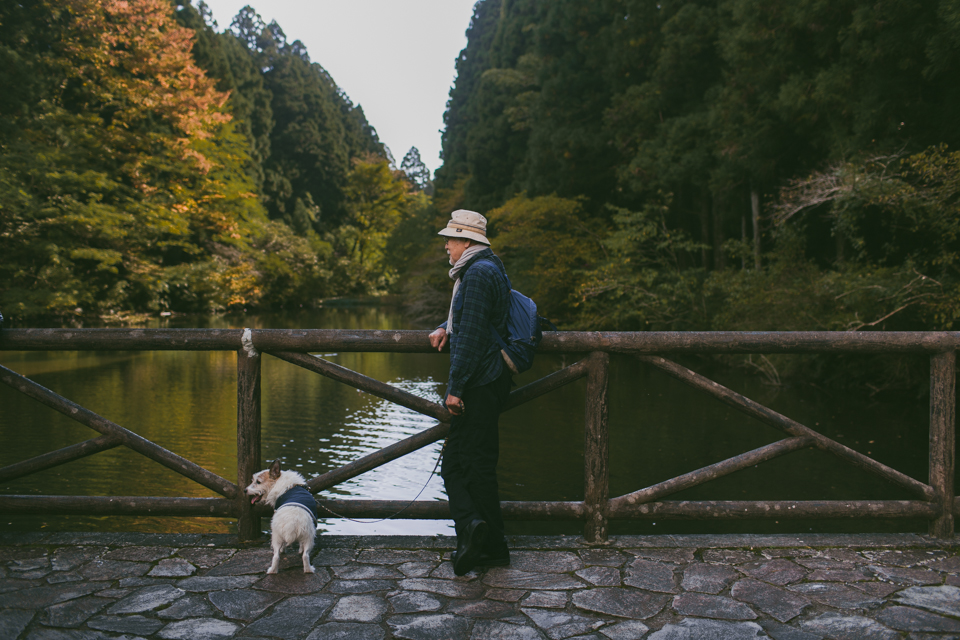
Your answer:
[0,308,940,536]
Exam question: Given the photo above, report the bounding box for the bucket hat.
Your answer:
[437,209,490,245]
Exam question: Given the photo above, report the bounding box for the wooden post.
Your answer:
[930,350,955,538]
[584,351,610,543]
[237,348,262,540]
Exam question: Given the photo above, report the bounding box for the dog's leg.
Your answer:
[267,537,282,574]
[300,536,315,573]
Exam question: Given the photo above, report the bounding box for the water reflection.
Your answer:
[0,308,943,536]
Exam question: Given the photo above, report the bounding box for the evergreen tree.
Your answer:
[401,147,432,193]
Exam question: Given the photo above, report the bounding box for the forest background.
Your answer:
[1,0,959,389]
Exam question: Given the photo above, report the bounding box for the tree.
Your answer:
[401,147,432,193]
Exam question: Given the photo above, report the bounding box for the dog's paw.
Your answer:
[305,565,315,574]
[267,567,278,574]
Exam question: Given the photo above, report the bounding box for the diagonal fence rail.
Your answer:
[0,329,956,541]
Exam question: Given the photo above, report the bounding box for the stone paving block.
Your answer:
[158,618,240,639]
[579,550,629,567]
[759,621,823,640]
[329,579,398,594]
[333,564,404,579]
[3,582,106,609]
[306,621,387,640]
[447,598,515,618]
[870,564,942,585]
[176,575,259,591]
[79,559,149,580]
[388,613,472,640]
[208,589,283,621]
[788,582,883,609]
[174,547,236,568]
[681,564,739,594]
[46,571,83,585]
[389,591,444,613]
[399,562,436,577]
[672,593,757,620]
[927,555,960,573]
[700,549,760,565]
[0,609,35,639]
[149,558,196,577]
[628,549,696,564]
[800,613,899,640]
[482,569,583,591]
[471,619,543,639]
[241,594,335,637]
[820,549,869,563]
[402,577,484,598]
[485,588,526,602]
[330,594,389,622]
[877,605,960,632]
[0,577,42,594]
[157,593,216,620]
[895,585,960,616]
[40,596,110,627]
[0,546,47,562]
[253,567,331,594]
[623,559,677,593]
[310,548,358,566]
[761,549,818,559]
[24,628,102,640]
[119,576,175,588]
[598,620,649,640]
[576,566,621,586]
[358,549,440,565]
[521,608,606,639]
[850,581,900,597]
[512,551,583,573]
[104,546,173,562]
[523,591,568,608]
[737,558,807,585]
[864,550,947,567]
[205,549,274,576]
[794,556,858,570]
[106,584,185,614]
[647,618,765,639]
[95,587,132,599]
[429,560,474,580]
[730,579,811,623]
[87,613,165,635]
[572,588,669,619]
[807,568,874,582]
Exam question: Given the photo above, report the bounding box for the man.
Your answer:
[429,209,512,576]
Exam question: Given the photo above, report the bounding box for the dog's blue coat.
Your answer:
[275,485,318,526]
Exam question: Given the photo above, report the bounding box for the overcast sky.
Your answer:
[198,0,479,176]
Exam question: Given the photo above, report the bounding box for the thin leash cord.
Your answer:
[315,441,445,524]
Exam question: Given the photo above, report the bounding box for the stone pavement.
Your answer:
[3,532,960,639]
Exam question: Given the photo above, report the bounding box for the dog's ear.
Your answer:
[269,459,281,479]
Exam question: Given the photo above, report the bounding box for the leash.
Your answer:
[314,440,445,524]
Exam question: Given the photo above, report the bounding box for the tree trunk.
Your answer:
[700,192,711,269]
[713,199,725,270]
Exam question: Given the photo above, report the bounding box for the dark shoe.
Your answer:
[453,519,488,576]
[477,550,510,567]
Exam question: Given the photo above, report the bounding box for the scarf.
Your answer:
[445,244,489,335]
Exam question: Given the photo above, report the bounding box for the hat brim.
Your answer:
[438,227,489,245]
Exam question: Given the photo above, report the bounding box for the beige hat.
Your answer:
[437,209,490,245]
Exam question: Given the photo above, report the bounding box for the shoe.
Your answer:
[477,550,510,567]
[453,519,488,576]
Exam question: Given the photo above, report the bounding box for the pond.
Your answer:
[0,307,941,537]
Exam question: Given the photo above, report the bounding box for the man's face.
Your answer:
[445,238,471,265]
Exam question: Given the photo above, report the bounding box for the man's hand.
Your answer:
[429,328,449,351]
[445,394,464,416]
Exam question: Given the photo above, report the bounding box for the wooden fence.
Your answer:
[0,329,956,541]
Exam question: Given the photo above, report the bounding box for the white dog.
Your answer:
[245,459,318,574]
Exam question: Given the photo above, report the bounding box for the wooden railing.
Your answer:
[0,329,956,541]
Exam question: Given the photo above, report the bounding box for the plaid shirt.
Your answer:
[440,248,510,398]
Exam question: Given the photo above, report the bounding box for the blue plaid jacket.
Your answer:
[440,248,510,398]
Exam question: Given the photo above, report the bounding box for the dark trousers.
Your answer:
[441,367,512,551]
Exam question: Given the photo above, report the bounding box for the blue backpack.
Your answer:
[479,260,556,374]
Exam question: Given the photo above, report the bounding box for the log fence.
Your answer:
[0,329,956,541]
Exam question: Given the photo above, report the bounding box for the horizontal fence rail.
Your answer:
[0,329,955,541]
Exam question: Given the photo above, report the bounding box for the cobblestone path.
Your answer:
[3,532,960,639]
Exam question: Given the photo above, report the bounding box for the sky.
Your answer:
[198,0,480,176]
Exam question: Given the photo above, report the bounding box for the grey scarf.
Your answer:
[445,244,489,335]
